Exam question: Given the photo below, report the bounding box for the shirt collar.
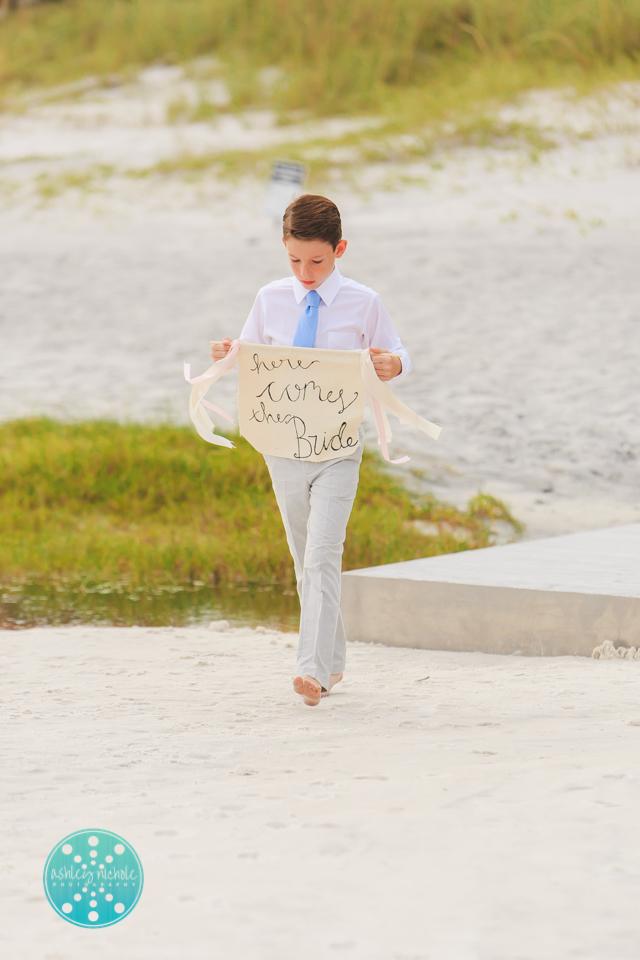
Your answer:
[292,264,342,306]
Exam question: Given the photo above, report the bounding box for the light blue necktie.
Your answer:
[293,289,321,348]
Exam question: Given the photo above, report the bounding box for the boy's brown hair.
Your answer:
[282,194,342,250]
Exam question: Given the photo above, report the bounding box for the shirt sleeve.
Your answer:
[239,291,264,343]
[366,295,412,381]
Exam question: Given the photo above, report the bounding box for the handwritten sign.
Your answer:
[238,344,366,461]
[184,341,443,463]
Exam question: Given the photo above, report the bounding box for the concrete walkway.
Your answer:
[342,523,640,656]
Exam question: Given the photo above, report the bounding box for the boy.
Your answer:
[211,194,411,706]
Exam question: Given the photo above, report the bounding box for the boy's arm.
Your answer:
[367,295,412,381]
[210,292,263,361]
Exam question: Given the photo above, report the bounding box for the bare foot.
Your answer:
[321,673,343,698]
[293,675,322,707]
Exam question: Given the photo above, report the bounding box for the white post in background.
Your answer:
[263,160,308,223]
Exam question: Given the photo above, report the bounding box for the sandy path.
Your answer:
[2,624,640,959]
[1,81,639,538]
[1,184,639,539]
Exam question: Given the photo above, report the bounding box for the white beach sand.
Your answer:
[2,623,640,959]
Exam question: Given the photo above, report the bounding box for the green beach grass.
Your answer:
[0,418,521,591]
[2,0,639,117]
[2,1,639,192]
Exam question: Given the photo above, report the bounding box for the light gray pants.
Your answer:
[264,437,363,690]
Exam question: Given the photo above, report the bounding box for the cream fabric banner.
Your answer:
[184,341,442,463]
[239,344,366,461]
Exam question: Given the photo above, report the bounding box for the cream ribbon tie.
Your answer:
[183,339,241,448]
[359,349,442,464]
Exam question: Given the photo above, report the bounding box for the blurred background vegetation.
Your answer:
[0,417,520,583]
[1,0,639,119]
[0,419,521,627]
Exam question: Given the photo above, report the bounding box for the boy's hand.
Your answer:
[370,347,402,382]
[210,337,232,361]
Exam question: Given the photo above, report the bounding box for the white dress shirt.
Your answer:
[240,265,411,379]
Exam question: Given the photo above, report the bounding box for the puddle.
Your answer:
[0,581,299,632]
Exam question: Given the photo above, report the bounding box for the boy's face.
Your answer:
[283,236,347,291]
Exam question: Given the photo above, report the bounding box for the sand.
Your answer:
[1,77,639,538]
[2,623,640,959]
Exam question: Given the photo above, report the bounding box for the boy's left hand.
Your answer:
[370,347,402,382]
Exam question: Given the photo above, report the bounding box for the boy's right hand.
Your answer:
[210,337,232,361]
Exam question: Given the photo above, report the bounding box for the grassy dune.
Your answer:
[1,0,639,116]
[0,418,521,589]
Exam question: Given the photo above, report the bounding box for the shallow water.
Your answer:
[0,581,299,632]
